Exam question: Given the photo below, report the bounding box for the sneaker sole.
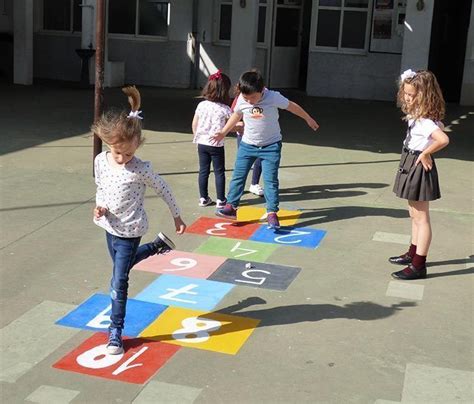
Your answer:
[157,232,176,250]
[107,345,124,355]
[215,211,237,220]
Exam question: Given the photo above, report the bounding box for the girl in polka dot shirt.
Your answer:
[91,86,186,355]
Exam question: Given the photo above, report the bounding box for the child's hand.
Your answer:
[174,216,186,234]
[234,121,244,134]
[94,206,107,219]
[210,132,225,145]
[306,117,319,131]
[416,153,433,171]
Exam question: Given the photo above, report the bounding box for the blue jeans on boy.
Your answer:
[227,140,282,213]
[237,135,262,185]
[105,232,156,330]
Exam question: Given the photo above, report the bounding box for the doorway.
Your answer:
[428,0,472,103]
[267,0,304,88]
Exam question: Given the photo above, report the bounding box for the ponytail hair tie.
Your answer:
[127,110,143,120]
[209,69,222,81]
[401,69,417,81]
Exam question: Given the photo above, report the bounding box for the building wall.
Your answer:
[0,0,13,80]
[306,52,401,101]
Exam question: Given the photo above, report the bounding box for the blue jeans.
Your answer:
[227,140,282,212]
[105,232,156,330]
[237,135,262,185]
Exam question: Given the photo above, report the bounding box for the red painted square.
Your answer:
[187,217,260,240]
[133,250,226,279]
[53,333,180,384]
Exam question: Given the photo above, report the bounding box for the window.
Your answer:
[311,0,372,53]
[215,0,268,45]
[108,0,170,38]
[43,0,82,32]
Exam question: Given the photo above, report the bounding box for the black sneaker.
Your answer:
[152,232,175,255]
[391,264,427,280]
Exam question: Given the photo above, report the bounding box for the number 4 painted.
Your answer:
[230,241,257,258]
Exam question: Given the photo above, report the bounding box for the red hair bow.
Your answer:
[209,70,222,81]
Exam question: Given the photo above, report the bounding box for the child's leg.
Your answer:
[106,233,141,330]
[198,144,212,199]
[226,142,257,207]
[409,200,431,256]
[259,142,282,213]
[210,146,226,201]
[409,204,418,247]
[252,158,262,186]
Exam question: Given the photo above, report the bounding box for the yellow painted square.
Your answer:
[237,206,301,227]
[140,307,260,355]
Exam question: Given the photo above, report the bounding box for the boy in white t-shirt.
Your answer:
[211,70,319,229]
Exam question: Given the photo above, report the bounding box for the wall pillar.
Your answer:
[229,0,258,84]
[460,5,474,106]
[400,0,435,72]
[13,0,33,85]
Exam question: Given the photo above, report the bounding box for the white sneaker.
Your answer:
[216,199,226,208]
[249,184,264,196]
[199,197,213,207]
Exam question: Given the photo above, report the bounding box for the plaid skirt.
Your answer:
[393,148,441,201]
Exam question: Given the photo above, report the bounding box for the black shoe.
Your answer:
[391,264,427,280]
[388,253,412,265]
[152,232,175,254]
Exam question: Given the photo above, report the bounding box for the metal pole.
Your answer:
[93,0,105,174]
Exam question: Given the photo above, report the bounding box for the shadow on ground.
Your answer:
[1,81,473,161]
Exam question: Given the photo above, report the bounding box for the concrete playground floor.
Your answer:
[0,81,473,403]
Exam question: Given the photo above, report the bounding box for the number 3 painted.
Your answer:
[206,222,231,236]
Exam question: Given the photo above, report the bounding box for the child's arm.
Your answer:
[192,114,199,135]
[210,112,243,144]
[144,167,187,234]
[94,157,108,219]
[286,101,319,131]
[416,129,449,171]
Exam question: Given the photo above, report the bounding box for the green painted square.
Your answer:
[194,237,278,263]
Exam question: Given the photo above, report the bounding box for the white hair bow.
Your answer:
[400,69,416,81]
[127,110,143,119]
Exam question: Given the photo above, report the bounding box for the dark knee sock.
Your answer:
[408,244,417,258]
[412,254,426,269]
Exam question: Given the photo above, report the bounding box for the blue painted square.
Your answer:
[134,274,234,311]
[55,294,167,337]
[249,225,327,249]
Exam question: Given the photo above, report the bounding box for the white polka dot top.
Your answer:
[93,151,180,238]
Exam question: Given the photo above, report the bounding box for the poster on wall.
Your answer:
[370,0,406,53]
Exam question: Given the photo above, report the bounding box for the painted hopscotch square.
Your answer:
[209,259,301,291]
[53,332,180,384]
[134,274,234,311]
[250,226,327,249]
[140,306,260,355]
[237,206,301,227]
[134,250,226,279]
[56,294,167,337]
[194,237,278,263]
[186,217,260,240]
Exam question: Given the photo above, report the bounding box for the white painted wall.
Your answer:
[460,5,474,106]
[400,0,435,72]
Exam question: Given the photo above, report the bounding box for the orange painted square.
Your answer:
[53,333,180,384]
[186,217,260,240]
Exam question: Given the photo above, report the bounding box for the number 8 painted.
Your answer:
[172,317,222,343]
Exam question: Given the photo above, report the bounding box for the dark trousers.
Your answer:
[198,143,226,201]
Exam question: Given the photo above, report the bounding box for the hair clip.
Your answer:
[401,69,417,81]
[209,69,222,81]
[127,110,143,120]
